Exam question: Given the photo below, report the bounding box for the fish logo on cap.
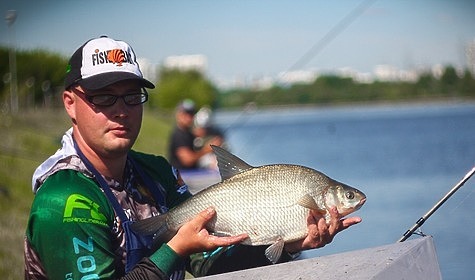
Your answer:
[106,49,126,67]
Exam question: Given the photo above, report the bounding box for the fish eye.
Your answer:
[345,191,355,200]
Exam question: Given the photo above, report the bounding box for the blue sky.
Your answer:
[1,0,474,85]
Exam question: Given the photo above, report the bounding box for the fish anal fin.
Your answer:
[265,237,285,264]
[297,194,324,212]
[211,145,253,180]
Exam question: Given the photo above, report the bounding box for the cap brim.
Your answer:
[78,72,155,90]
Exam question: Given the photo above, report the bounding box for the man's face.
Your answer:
[65,80,144,159]
[177,110,195,130]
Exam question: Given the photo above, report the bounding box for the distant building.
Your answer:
[374,65,418,82]
[163,54,207,73]
[431,64,444,79]
[337,67,373,84]
[466,39,475,75]
[277,70,318,85]
[137,58,157,84]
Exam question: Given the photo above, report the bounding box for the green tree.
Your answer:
[17,49,67,107]
[458,69,475,97]
[415,72,437,97]
[149,69,218,110]
[440,66,458,95]
[1,47,67,109]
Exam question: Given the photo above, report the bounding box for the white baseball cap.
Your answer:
[64,36,154,90]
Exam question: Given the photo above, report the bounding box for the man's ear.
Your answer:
[63,89,76,121]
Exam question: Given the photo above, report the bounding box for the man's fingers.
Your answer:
[208,233,249,247]
[195,207,249,246]
[328,207,342,235]
[317,215,330,243]
[342,216,362,229]
[194,207,216,226]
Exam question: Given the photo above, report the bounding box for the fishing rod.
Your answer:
[398,166,475,242]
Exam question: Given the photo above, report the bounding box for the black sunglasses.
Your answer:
[73,88,149,107]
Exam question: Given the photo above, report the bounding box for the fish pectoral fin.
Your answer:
[297,194,323,211]
[265,237,285,264]
[211,145,253,180]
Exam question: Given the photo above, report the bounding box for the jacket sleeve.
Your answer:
[26,170,120,279]
[25,169,179,280]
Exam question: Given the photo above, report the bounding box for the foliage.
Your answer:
[217,68,475,108]
[149,68,218,110]
[1,47,68,110]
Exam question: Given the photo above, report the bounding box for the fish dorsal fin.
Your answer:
[211,145,253,180]
[297,194,323,211]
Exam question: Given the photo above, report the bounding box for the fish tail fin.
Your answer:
[264,237,285,264]
[131,214,170,238]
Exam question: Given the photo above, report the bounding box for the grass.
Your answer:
[0,107,173,278]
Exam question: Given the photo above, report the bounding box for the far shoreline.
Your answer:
[215,97,475,114]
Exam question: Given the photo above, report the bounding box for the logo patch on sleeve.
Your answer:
[63,194,108,226]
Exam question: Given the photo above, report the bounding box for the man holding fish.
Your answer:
[24,36,364,280]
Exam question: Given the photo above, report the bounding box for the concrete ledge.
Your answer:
[198,236,441,280]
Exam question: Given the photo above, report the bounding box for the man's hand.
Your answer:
[167,207,249,257]
[284,207,362,253]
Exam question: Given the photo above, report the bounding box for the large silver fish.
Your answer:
[132,146,366,263]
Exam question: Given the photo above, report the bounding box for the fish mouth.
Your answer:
[357,198,367,208]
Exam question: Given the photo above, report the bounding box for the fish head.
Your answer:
[324,181,366,217]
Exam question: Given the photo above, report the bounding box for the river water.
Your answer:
[213,102,475,279]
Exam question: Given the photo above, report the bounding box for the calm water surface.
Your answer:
[214,102,475,280]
